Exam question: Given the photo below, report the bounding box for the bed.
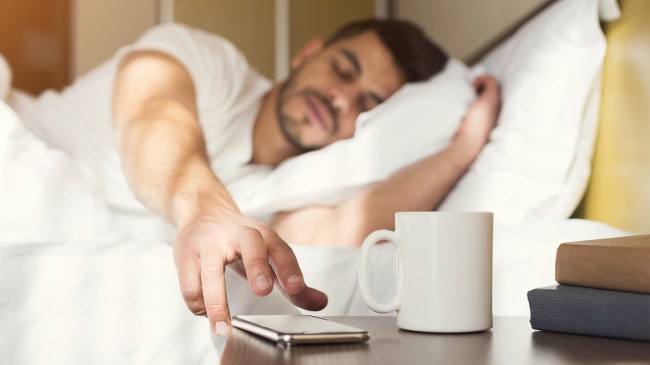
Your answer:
[0,0,647,364]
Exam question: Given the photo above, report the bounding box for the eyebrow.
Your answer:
[339,48,386,105]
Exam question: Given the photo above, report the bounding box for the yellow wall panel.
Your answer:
[583,0,650,233]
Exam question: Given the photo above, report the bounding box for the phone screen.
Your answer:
[234,315,366,335]
[232,315,370,345]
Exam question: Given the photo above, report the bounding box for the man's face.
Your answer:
[277,31,406,151]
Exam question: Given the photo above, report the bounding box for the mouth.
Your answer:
[304,93,333,131]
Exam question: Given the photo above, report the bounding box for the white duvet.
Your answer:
[0,97,118,243]
[0,90,629,363]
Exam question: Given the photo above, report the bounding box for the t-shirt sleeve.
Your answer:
[116,23,250,117]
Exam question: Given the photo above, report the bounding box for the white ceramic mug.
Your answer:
[358,212,493,333]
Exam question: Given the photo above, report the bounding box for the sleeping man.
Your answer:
[14,19,500,336]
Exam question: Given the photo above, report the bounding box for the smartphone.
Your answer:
[231,315,369,345]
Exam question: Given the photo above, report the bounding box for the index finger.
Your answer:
[201,247,231,336]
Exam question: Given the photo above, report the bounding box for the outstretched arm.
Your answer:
[112,50,327,336]
[272,76,500,247]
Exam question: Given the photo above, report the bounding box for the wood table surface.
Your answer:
[219,316,650,365]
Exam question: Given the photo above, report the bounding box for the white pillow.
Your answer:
[439,0,608,227]
[235,60,474,218]
[0,54,10,101]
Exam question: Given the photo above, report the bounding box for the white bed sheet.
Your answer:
[0,219,627,365]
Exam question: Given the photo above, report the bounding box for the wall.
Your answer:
[72,0,158,78]
[174,0,275,79]
[173,0,375,80]
[5,0,547,92]
[0,0,70,94]
[71,0,375,83]
[290,0,374,58]
[394,0,551,63]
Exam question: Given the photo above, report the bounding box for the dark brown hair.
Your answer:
[326,19,448,83]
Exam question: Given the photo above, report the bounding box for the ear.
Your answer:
[291,37,325,70]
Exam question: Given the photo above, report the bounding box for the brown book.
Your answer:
[555,234,650,294]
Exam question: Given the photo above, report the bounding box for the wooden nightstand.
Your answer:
[220,316,650,365]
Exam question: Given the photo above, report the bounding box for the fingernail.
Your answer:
[287,275,303,285]
[255,275,272,290]
[215,321,230,336]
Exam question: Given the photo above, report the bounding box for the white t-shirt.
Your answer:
[10,23,273,239]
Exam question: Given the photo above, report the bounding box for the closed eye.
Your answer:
[332,59,354,82]
[359,95,380,112]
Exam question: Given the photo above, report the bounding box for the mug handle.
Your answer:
[358,229,401,313]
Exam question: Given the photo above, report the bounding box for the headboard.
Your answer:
[578,0,650,234]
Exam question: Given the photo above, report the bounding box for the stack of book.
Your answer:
[527,234,650,341]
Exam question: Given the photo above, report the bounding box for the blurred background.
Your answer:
[0,0,548,94]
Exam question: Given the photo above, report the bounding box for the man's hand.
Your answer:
[454,75,501,161]
[173,207,328,336]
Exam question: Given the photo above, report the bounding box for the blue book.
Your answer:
[527,285,650,341]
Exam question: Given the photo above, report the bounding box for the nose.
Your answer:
[329,84,359,117]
